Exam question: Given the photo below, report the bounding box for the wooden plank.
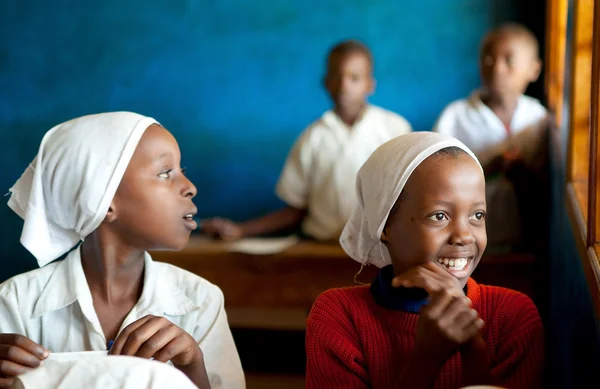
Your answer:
[593,0,600,244]
[546,0,569,126]
[567,0,594,192]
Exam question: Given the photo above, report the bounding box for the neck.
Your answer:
[80,229,145,305]
[334,103,366,127]
[480,90,520,123]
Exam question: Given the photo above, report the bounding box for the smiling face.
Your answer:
[382,149,487,288]
[106,124,198,251]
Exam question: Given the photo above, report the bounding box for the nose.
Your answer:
[491,58,508,77]
[340,76,353,93]
[180,175,197,199]
[448,219,475,246]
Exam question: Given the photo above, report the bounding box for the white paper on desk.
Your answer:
[226,235,300,255]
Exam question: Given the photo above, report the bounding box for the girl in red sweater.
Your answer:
[305,132,544,389]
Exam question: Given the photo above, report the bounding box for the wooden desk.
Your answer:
[150,236,537,330]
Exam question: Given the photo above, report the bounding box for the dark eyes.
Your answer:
[427,212,448,222]
[427,211,486,222]
[158,167,186,179]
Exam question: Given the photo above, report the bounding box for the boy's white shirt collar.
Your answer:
[467,90,520,131]
[32,248,198,323]
[321,104,374,133]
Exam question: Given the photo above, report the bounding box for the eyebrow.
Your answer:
[429,200,486,207]
[154,152,173,162]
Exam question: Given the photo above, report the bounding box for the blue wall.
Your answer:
[0,0,515,279]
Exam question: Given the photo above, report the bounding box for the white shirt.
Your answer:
[276,105,412,241]
[0,248,245,389]
[13,353,198,389]
[433,91,548,164]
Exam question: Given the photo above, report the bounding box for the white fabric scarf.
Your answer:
[7,112,158,267]
[339,132,483,268]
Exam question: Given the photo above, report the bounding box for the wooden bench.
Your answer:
[150,235,537,330]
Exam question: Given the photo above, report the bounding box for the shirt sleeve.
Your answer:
[432,105,456,135]
[305,291,370,389]
[388,113,413,136]
[0,282,27,335]
[275,130,314,209]
[196,286,245,389]
[491,291,545,389]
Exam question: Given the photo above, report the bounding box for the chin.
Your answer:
[152,235,191,252]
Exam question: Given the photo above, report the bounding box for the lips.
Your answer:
[182,206,198,230]
[183,207,197,221]
[435,251,477,278]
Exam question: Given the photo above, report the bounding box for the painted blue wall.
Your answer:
[0,0,515,278]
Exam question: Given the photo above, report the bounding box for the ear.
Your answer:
[529,58,542,82]
[368,77,376,96]
[103,203,117,224]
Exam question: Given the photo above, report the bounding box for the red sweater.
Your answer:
[305,278,544,389]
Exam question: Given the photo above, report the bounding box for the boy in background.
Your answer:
[434,23,549,250]
[203,40,412,242]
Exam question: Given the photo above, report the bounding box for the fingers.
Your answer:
[0,335,47,360]
[437,295,473,326]
[392,266,463,297]
[135,325,181,359]
[460,315,485,339]
[421,289,456,319]
[152,337,192,366]
[0,345,44,369]
[453,306,479,329]
[0,359,33,377]
[0,335,47,380]
[392,266,439,290]
[109,315,156,356]
[201,219,241,241]
[0,377,15,389]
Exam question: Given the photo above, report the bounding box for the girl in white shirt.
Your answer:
[0,112,245,389]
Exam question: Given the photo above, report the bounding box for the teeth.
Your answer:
[184,214,193,219]
[436,257,469,271]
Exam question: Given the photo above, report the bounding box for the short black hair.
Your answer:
[482,23,540,58]
[326,39,373,69]
[431,146,468,159]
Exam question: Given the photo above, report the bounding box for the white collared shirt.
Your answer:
[433,90,548,158]
[0,249,245,389]
[276,105,412,241]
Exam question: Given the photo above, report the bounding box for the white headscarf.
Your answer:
[339,132,483,268]
[7,112,158,267]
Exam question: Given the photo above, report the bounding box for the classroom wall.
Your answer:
[2,0,517,279]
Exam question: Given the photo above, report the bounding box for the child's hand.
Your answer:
[0,334,49,388]
[109,315,210,388]
[201,218,244,241]
[109,315,201,366]
[391,262,464,297]
[413,290,483,364]
[391,263,483,364]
